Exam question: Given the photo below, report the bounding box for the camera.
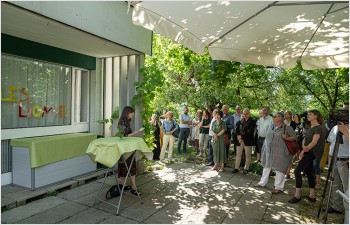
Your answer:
[329,109,349,125]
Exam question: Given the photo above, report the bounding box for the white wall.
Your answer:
[10,1,152,55]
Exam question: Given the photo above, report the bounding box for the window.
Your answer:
[1,55,74,128]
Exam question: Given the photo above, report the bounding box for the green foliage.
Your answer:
[132,34,348,129]
[46,191,58,197]
[96,107,119,126]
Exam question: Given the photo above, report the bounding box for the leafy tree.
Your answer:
[133,33,349,140]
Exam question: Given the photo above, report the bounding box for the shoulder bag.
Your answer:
[283,125,300,155]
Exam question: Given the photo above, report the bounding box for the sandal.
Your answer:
[271,189,283,194]
[130,189,141,196]
[211,167,218,171]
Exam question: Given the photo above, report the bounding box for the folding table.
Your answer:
[86,137,153,215]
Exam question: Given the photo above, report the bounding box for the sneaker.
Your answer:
[232,169,239,173]
[243,170,249,174]
[207,162,214,166]
[307,196,316,203]
[288,197,301,204]
[285,175,291,179]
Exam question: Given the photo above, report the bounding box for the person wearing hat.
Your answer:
[254,111,296,194]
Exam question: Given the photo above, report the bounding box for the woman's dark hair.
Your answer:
[308,109,323,124]
[204,110,210,119]
[119,106,135,122]
[216,110,223,117]
[293,114,301,122]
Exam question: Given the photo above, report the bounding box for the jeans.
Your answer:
[178,128,190,153]
[294,151,316,188]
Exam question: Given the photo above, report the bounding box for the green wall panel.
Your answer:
[1,34,96,70]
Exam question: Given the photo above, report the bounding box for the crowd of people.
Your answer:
[132,102,349,210]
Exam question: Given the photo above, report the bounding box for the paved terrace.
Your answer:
[1,162,344,224]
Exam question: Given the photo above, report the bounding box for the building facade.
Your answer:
[1,1,152,185]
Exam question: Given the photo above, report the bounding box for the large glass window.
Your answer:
[1,55,72,128]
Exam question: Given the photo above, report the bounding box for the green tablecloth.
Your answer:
[11,133,97,168]
[86,137,153,168]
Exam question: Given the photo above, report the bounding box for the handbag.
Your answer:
[283,125,300,155]
[171,122,180,138]
[224,132,230,145]
[105,184,121,199]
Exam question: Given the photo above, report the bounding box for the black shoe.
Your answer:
[307,196,316,203]
[288,197,301,204]
[285,175,291,180]
[243,170,249,174]
[130,189,141,196]
[327,207,342,214]
[232,169,239,173]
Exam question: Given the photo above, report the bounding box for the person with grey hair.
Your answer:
[254,111,296,194]
[232,108,256,174]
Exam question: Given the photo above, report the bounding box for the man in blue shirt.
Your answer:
[178,107,192,153]
[222,105,235,164]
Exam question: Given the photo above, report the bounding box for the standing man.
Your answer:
[232,105,242,156]
[207,108,218,166]
[178,107,192,154]
[232,108,256,174]
[222,105,235,164]
[326,123,349,214]
[257,106,273,163]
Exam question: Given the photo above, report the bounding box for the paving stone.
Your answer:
[92,193,143,215]
[263,194,300,224]
[1,196,67,224]
[58,207,112,224]
[180,204,228,224]
[119,191,173,222]
[57,181,103,200]
[17,201,88,224]
[98,214,139,224]
[142,200,195,224]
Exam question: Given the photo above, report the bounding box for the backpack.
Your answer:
[105,185,121,199]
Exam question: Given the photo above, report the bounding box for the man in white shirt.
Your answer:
[232,105,242,156]
[326,124,349,214]
[256,106,273,162]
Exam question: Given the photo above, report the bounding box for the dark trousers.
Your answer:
[178,128,190,153]
[152,137,161,160]
[294,151,316,188]
[225,132,231,161]
[208,137,214,164]
[257,137,265,154]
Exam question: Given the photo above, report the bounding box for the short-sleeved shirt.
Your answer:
[179,113,192,128]
[304,125,324,158]
[327,125,349,158]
